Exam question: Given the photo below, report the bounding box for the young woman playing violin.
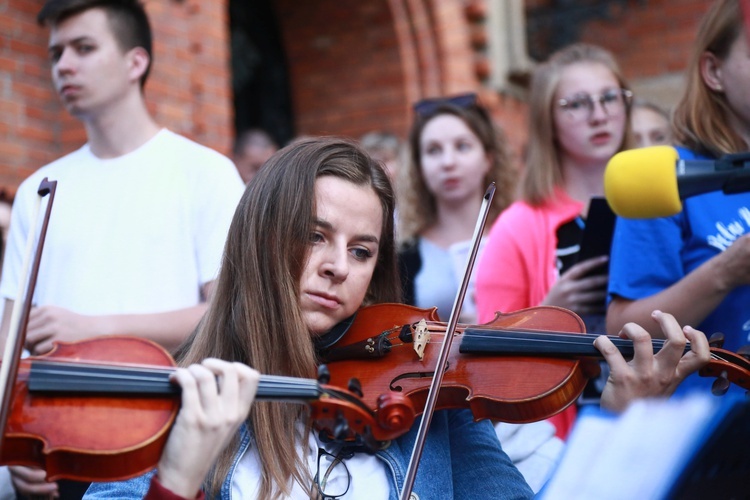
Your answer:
[84,138,710,499]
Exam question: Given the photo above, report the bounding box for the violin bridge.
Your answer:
[412,319,430,361]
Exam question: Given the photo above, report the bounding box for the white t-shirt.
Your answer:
[231,429,389,499]
[0,129,244,314]
[414,238,486,323]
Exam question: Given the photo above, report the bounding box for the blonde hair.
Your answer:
[398,99,516,243]
[673,0,747,156]
[632,98,671,123]
[174,138,399,498]
[522,43,634,205]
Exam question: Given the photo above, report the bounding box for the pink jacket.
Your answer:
[476,188,583,322]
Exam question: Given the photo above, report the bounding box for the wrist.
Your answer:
[147,474,204,500]
[93,314,117,337]
[154,470,202,500]
[707,253,735,294]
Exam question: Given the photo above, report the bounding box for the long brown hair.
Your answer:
[673,0,746,156]
[523,43,634,205]
[174,137,400,498]
[398,98,515,243]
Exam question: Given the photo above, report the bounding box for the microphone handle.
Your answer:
[678,158,750,198]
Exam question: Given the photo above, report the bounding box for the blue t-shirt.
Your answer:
[608,146,750,395]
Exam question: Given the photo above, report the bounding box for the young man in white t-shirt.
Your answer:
[0,1,244,496]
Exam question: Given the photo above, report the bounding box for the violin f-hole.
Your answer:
[389,362,450,392]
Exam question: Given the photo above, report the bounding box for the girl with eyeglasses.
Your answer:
[607,0,750,398]
[79,138,708,500]
[475,43,634,477]
[476,42,633,335]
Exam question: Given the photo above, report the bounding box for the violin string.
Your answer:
[29,360,321,396]
[393,322,727,362]
[420,321,667,348]
[423,320,637,344]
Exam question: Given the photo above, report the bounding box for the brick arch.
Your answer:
[388,0,442,103]
[273,0,479,140]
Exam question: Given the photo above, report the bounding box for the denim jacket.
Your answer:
[85,409,532,500]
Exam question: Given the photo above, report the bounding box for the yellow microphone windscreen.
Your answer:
[604,146,683,218]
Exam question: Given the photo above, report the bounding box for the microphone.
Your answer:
[604,146,750,218]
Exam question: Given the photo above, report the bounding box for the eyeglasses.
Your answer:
[557,88,633,123]
[413,92,478,116]
[312,448,353,499]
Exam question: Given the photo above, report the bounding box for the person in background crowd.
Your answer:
[475,43,634,488]
[0,0,244,496]
[607,0,750,397]
[397,93,516,325]
[396,92,564,491]
[233,128,279,184]
[476,43,633,331]
[360,130,404,182]
[631,98,673,147]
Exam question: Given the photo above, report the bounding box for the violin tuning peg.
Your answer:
[348,377,363,397]
[708,332,725,349]
[317,365,331,385]
[334,414,350,441]
[737,345,750,362]
[711,370,730,396]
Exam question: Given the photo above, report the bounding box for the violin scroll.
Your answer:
[312,386,415,450]
[376,393,416,432]
[698,346,750,395]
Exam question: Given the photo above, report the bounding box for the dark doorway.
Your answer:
[229,0,294,147]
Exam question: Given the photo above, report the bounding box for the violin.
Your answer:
[320,303,750,424]
[0,335,416,483]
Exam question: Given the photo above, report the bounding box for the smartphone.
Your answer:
[577,197,616,266]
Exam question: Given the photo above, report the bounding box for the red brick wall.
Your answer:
[274,0,411,140]
[144,0,233,152]
[272,0,528,164]
[577,0,715,80]
[0,0,61,189]
[0,0,233,190]
[0,0,725,191]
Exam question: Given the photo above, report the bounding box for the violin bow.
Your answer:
[399,183,495,500]
[0,178,57,451]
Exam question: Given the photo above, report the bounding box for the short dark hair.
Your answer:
[37,0,153,87]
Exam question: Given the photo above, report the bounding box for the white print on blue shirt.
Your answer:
[741,319,750,343]
[707,206,750,251]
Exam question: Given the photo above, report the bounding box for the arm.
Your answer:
[607,234,750,338]
[596,310,710,413]
[1,282,213,355]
